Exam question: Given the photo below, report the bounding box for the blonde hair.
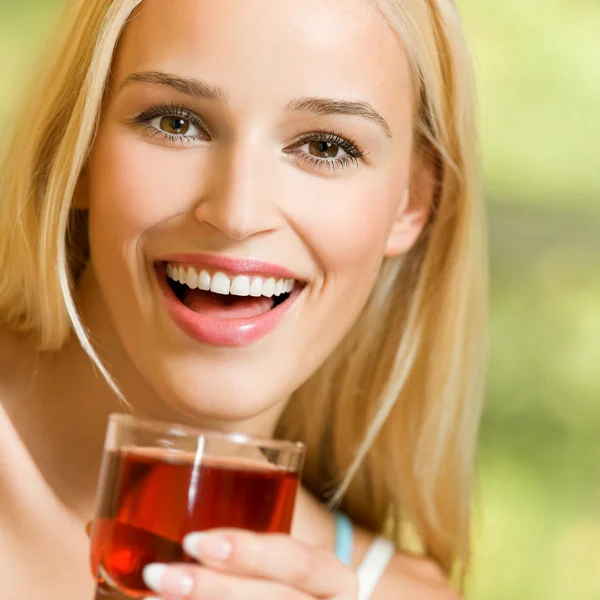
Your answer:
[0,0,486,585]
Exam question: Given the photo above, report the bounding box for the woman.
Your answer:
[0,0,486,598]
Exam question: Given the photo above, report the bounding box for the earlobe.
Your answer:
[384,157,435,258]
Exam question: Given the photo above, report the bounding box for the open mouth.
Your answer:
[164,262,297,319]
[154,256,307,346]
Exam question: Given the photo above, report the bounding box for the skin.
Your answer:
[80,0,420,429]
[0,0,459,598]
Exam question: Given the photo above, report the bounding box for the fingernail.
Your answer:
[143,563,194,596]
[183,532,233,562]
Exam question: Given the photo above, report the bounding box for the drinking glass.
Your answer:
[90,414,305,599]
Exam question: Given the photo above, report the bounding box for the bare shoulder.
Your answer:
[350,524,460,600]
[370,552,461,600]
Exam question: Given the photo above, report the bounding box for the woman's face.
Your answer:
[84,0,424,425]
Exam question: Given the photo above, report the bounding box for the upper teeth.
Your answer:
[166,263,296,298]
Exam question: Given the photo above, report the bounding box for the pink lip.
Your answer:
[158,253,303,281]
[156,264,302,347]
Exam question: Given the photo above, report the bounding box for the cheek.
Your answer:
[87,127,202,241]
[286,174,402,275]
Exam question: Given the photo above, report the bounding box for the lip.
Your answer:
[158,253,304,281]
[156,263,303,347]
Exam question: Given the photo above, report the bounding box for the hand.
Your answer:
[141,529,358,600]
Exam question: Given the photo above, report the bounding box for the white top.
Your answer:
[356,536,396,600]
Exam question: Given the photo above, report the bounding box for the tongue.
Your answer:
[183,289,274,319]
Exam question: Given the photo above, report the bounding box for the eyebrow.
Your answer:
[286,97,392,139]
[119,71,228,103]
[119,71,392,138]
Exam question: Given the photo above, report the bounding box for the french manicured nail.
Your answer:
[143,563,194,596]
[183,532,233,562]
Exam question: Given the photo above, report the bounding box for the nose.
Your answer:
[193,142,282,241]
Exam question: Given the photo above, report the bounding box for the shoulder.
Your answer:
[351,525,461,600]
[369,552,461,600]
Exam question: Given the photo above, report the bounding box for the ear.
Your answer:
[384,155,436,257]
[71,166,90,210]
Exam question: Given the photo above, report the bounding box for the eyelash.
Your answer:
[132,102,206,146]
[131,102,365,171]
[287,131,365,171]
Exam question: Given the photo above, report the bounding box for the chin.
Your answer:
[133,355,293,426]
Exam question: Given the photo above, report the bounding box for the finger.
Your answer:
[181,529,357,599]
[142,563,312,600]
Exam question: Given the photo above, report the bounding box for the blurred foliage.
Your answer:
[471,204,600,599]
[457,2,600,598]
[459,0,600,205]
[0,1,599,598]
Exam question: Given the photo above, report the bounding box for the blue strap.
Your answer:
[334,512,354,566]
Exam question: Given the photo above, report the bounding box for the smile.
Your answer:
[156,255,305,347]
[168,263,296,300]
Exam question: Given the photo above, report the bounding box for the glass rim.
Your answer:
[108,413,306,454]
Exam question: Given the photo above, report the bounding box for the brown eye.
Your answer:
[159,116,190,135]
[309,141,340,158]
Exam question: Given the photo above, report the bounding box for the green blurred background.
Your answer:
[1,1,598,598]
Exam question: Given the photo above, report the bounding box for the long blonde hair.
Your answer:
[0,0,486,584]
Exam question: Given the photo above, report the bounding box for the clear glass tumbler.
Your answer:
[90,414,305,599]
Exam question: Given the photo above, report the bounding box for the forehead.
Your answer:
[113,0,413,125]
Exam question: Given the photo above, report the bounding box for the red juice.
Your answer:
[90,448,299,597]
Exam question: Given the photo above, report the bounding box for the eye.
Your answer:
[151,115,200,137]
[131,103,210,145]
[286,130,365,172]
[307,140,344,159]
